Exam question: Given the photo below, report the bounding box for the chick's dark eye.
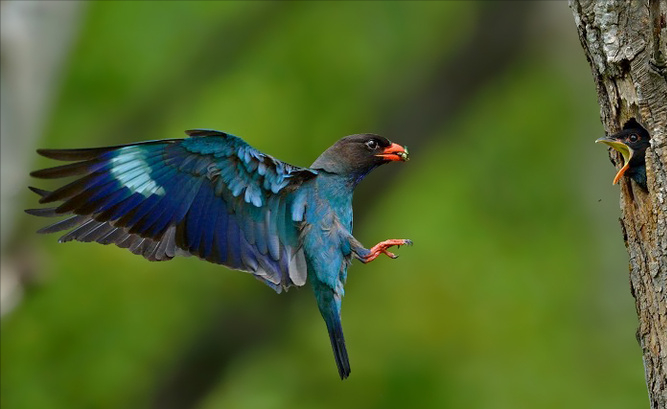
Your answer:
[365,139,378,150]
[629,134,639,142]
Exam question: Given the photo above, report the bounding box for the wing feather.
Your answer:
[27,129,317,291]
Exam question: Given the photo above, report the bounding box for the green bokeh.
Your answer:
[2,2,646,409]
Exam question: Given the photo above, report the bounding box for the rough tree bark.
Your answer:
[570,1,667,407]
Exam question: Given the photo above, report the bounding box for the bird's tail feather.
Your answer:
[326,316,350,379]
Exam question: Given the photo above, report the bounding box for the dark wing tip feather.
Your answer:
[25,207,58,217]
[26,186,60,216]
[30,159,100,179]
[28,186,50,197]
[35,139,181,162]
[185,129,228,138]
[36,147,112,161]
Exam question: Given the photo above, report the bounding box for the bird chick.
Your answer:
[596,126,650,190]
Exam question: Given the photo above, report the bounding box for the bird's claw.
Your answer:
[363,239,412,263]
[395,240,414,250]
[383,250,398,259]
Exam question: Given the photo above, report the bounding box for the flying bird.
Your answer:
[26,129,411,379]
[596,126,650,190]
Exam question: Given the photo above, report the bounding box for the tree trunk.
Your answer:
[569,1,667,407]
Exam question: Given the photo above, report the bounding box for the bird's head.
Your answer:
[595,127,650,186]
[311,134,408,181]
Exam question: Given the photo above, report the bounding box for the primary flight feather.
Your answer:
[27,129,411,379]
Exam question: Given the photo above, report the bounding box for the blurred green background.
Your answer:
[1,2,647,408]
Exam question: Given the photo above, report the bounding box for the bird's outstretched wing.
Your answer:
[27,129,317,292]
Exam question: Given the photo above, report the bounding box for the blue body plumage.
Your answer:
[27,129,411,379]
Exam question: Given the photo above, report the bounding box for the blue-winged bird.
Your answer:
[26,130,411,379]
[596,126,650,190]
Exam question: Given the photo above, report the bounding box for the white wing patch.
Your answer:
[110,146,166,197]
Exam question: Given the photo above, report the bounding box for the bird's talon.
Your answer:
[381,249,397,259]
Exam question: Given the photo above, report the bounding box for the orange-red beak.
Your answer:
[375,143,409,162]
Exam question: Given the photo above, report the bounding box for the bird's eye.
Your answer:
[629,134,639,142]
[365,139,378,150]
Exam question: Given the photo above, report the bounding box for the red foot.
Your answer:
[363,239,413,263]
